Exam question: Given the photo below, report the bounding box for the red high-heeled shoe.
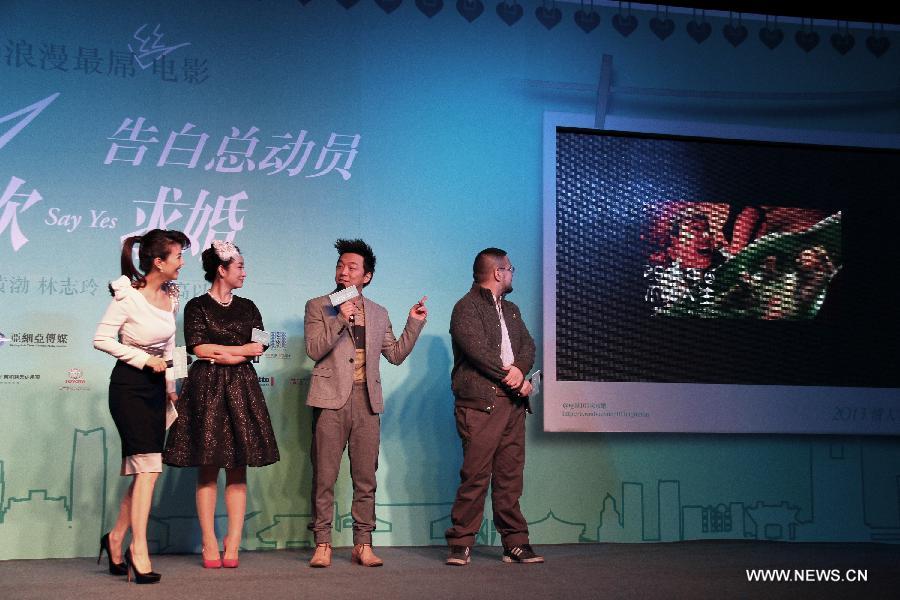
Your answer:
[222,543,239,568]
[202,546,222,569]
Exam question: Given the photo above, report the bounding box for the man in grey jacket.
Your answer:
[445,247,542,566]
[304,239,427,567]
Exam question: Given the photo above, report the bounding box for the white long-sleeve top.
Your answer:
[93,275,178,393]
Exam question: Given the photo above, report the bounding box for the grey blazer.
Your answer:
[304,293,424,413]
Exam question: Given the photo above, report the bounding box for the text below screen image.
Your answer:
[547,127,900,433]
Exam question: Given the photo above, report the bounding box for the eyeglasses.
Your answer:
[497,266,515,274]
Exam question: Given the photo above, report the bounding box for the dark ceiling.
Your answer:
[656,2,900,25]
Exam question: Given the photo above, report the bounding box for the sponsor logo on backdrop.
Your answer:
[264,331,292,360]
[290,376,310,386]
[103,117,360,181]
[61,367,89,391]
[1,373,40,384]
[0,331,7,347]
[258,376,275,388]
[4,331,70,348]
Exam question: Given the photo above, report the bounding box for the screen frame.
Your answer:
[542,112,900,434]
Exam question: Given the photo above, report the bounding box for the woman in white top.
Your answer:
[93,228,190,584]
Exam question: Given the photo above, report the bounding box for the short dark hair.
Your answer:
[201,243,242,283]
[473,247,507,282]
[335,238,376,280]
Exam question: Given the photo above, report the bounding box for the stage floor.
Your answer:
[1,541,898,599]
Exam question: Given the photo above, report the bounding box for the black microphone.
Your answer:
[165,356,194,368]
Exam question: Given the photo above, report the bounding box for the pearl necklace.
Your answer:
[208,291,233,307]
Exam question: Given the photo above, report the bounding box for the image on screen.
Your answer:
[554,128,900,388]
[643,202,841,320]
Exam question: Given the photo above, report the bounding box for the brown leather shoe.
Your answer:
[351,543,383,567]
[309,543,332,568]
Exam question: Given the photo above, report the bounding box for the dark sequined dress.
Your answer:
[164,294,279,468]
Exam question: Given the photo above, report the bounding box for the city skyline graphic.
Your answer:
[2,428,898,559]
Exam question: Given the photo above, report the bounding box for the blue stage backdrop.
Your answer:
[2,0,900,559]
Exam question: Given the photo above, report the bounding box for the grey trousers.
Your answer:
[308,383,380,545]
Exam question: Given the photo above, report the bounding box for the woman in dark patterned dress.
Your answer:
[164,241,279,569]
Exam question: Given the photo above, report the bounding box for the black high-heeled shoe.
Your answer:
[98,532,128,576]
[124,548,161,584]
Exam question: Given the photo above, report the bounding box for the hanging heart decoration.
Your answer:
[496,1,523,26]
[759,26,784,49]
[687,19,712,44]
[535,5,562,30]
[795,29,820,53]
[416,0,443,18]
[375,0,402,13]
[612,13,638,37]
[575,8,601,34]
[866,34,890,58]
[650,16,675,41]
[830,31,855,55]
[457,0,484,22]
[723,22,748,47]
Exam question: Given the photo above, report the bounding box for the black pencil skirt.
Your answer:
[108,360,166,462]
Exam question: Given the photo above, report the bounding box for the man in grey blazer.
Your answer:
[305,239,427,568]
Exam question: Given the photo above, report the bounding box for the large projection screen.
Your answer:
[542,113,900,434]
